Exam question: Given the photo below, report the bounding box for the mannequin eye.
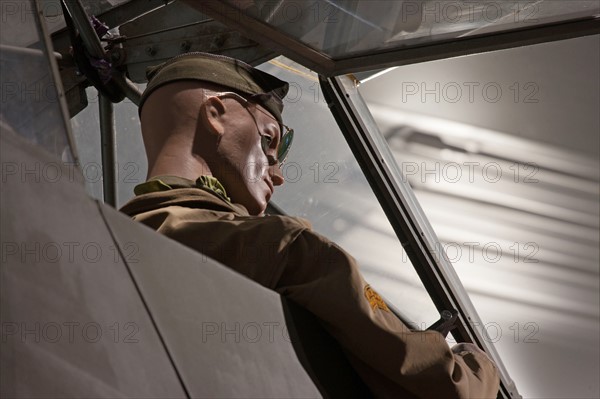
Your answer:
[260,134,271,148]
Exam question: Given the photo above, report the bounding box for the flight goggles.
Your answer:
[215,91,293,168]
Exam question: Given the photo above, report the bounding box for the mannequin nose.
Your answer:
[270,164,285,186]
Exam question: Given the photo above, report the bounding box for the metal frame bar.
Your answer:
[62,0,141,205]
[333,17,600,75]
[58,0,143,108]
[320,75,521,399]
[52,0,172,51]
[0,44,63,60]
[94,0,174,30]
[113,75,142,106]
[33,0,80,164]
[64,0,119,205]
[193,0,599,76]
[63,0,105,58]
[99,95,117,206]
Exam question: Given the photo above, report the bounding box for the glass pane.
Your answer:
[114,84,147,206]
[259,57,440,326]
[70,85,147,206]
[70,88,103,200]
[358,38,600,397]
[0,0,73,161]
[222,0,599,59]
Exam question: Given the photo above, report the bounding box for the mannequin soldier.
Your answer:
[120,52,500,398]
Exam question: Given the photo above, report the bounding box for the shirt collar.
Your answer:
[134,175,231,202]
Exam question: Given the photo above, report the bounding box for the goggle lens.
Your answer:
[276,128,294,166]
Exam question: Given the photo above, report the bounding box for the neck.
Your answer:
[146,135,213,180]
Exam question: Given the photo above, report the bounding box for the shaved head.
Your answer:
[138,80,285,215]
[140,80,229,178]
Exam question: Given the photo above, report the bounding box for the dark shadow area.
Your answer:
[281,298,373,398]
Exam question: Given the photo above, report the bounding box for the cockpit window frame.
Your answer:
[320,74,520,398]
[187,0,600,77]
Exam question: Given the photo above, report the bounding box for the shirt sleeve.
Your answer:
[275,229,500,399]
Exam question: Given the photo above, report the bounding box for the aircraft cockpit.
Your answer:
[2,1,599,398]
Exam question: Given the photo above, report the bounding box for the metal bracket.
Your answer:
[427,309,459,338]
[118,1,276,83]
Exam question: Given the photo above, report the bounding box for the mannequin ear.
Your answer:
[200,96,227,136]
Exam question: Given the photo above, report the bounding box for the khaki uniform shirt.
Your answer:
[120,176,500,399]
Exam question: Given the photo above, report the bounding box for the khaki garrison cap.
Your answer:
[138,52,289,125]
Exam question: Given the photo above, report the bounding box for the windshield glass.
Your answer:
[358,36,600,398]
[1,0,74,161]
[70,85,146,204]
[220,0,599,59]
[259,57,440,325]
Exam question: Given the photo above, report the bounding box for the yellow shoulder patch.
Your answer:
[364,284,390,313]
